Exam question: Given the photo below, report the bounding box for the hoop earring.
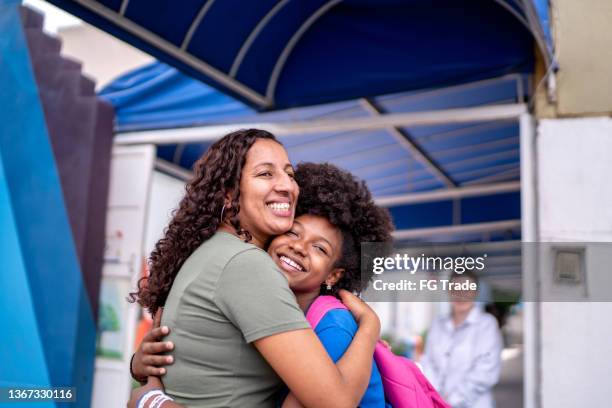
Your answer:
[220,204,227,223]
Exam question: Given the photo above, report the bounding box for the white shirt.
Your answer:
[421,306,502,408]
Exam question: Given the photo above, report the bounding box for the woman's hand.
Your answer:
[338,289,380,337]
[131,309,175,381]
[127,376,164,408]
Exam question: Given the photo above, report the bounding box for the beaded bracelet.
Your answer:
[151,395,174,408]
[137,389,164,408]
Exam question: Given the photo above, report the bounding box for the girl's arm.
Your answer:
[131,309,174,382]
[279,310,360,408]
[127,377,182,408]
[255,290,379,408]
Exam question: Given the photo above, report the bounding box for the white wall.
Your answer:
[536,118,612,407]
[92,145,156,408]
[59,24,153,90]
[22,1,153,90]
[550,0,612,115]
[144,171,186,255]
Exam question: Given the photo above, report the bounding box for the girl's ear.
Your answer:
[325,268,345,286]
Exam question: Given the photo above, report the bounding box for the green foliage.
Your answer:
[98,302,120,332]
[381,333,409,356]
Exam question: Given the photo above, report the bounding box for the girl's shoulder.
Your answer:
[316,308,358,334]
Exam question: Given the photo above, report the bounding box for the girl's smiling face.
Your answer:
[268,214,344,294]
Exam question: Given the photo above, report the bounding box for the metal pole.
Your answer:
[376,180,520,207]
[520,113,540,408]
[392,219,521,240]
[114,104,527,145]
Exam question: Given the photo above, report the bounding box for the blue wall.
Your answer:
[0,1,96,406]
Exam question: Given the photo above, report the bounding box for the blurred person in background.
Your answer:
[420,271,502,408]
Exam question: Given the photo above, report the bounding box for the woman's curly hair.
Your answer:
[131,129,279,314]
[294,162,394,295]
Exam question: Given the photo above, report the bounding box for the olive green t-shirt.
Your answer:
[161,231,309,407]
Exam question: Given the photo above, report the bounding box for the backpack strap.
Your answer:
[305,295,348,328]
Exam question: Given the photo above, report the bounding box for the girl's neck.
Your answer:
[295,290,321,313]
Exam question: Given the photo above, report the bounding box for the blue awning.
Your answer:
[49,0,549,110]
[101,62,525,247]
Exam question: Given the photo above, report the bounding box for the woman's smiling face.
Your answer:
[236,139,299,247]
[268,214,344,294]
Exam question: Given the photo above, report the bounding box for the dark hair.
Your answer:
[294,162,394,295]
[131,129,279,314]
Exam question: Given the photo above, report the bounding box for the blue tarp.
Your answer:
[101,63,524,243]
[50,0,544,110]
[91,0,541,244]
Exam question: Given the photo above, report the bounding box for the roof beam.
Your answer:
[155,158,192,181]
[181,0,217,50]
[114,103,527,145]
[462,167,521,185]
[265,0,342,104]
[378,73,523,108]
[230,0,290,77]
[376,180,520,207]
[360,98,456,188]
[70,0,268,107]
[392,219,521,240]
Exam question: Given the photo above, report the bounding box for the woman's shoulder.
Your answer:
[209,234,290,289]
[198,231,273,265]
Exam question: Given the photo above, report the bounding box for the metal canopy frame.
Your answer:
[141,105,529,242]
[392,219,521,240]
[59,0,549,109]
[376,180,520,206]
[360,98,457,188]
[115,103,527,145]
[69,0,268,106]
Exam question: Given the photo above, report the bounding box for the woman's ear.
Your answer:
[325,268,345,286]
[224,190,233,207]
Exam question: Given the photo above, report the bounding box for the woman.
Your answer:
[132,163,395,407]
[129,130,380,408]
[420,272,503,408]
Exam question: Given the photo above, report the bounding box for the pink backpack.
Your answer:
[306,296,451,408]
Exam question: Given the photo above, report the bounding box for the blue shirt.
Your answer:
[315,309,387,408]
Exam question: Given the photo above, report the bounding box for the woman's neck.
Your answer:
[218,223,266,249]
[295,290,321,313]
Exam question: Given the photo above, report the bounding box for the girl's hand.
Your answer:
[131,309,175,381]
[338,289,380,336]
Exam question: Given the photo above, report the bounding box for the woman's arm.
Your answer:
[131,291,378,408]
[255,290,379,408]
